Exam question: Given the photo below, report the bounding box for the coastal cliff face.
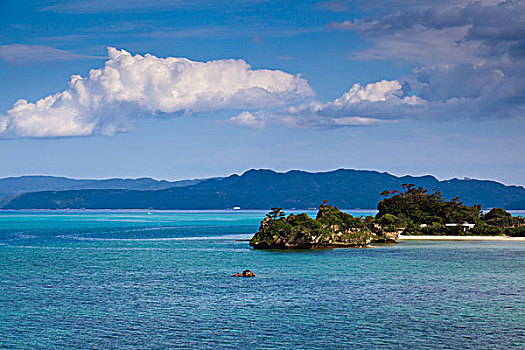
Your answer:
[250,204,379,249]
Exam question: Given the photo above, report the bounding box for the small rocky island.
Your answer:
[250,203,399,249]
[250,185,525,249]
[233,269,256,277]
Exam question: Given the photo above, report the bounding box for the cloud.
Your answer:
[0,47,314,138]
[225,111,266,129]
[331,80,421,105]
[138,25,323,41]
[328,0,525,121]
[0,45,101,63]
[276,55,294,61]
[332,116,394,126]
[326,21,353,31]
[40,0,268,14]
[5,0,524,138]
[227,80,417,128]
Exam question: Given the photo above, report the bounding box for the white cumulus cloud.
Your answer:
[225,111,266,129]
[331,80,423,105]
[227,80,422,128]
[0,47,314,138]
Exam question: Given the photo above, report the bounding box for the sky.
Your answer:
[0,0,524,185]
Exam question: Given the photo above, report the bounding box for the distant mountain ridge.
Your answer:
[0,175,211,203]
[2,169,525,209]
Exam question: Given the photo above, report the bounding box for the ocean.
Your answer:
[0,210,524,349]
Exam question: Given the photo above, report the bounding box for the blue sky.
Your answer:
[1,0,524,185]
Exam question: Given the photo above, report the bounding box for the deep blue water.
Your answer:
[0,210,524,349]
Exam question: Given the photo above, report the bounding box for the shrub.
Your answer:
[505,227,525,237]
[470,223,504,236]
[379,214,405,228]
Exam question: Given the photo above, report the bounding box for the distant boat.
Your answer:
[233,206,241,210]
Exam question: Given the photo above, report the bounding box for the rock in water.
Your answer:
[233,269,256,277]
[250,204,375,249]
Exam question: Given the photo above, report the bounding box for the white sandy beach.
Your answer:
[399,235,525,241]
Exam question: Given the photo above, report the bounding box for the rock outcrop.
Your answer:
[371,223,402,243]
[233,269,256,277]
[250,204,384,249]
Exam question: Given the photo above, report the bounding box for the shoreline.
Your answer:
[398,235,525,241]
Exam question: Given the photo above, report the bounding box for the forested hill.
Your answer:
[0,175,209,202]
[2,169,525,210]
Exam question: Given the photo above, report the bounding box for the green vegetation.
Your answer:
[376,184,525,236]
[250,204,379,249]
[251,186,524,249]
[249,203,404,249]
[250,184,524,249]
[266,207,286,220]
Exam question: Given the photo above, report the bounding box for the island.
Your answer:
[376,184,525,237]
[250,185,525,249]
[250,203,399,249]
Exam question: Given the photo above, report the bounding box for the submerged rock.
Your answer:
[250,204,378,249]
[233,269,256,277]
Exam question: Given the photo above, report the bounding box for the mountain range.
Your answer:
[0,175,210,203]
[2,169,524,210]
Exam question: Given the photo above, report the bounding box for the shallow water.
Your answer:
[0,211,523,349]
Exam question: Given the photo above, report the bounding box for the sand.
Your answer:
[398,235,525,241]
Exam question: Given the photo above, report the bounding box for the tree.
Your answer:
[380,190,399,200]
[430,188,444,201]
[266,207,285,220]
[401,183,415,196]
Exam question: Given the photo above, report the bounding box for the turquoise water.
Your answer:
[0,210,524,349]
